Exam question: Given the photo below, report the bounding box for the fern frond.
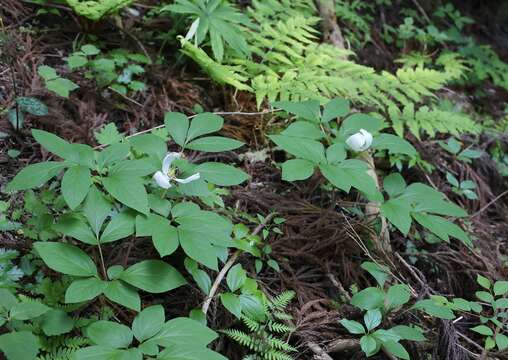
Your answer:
[242,316,262,332]
[222,329,257,349]
[262,350,295,360]
[265,335,297,352]
[268,321,294,333]
[270,291,295,309]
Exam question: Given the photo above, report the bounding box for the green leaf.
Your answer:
[197,162,249,186]
[340,113,385,135]
[16,97,48,116]
[340,319,365,334]
[186,136,244,152]
[386,284,411,309]
[75,346,126,360]
[81,44,100,55]
[40,309,74,336]
[477,275,492,290]
[351,287,385,310]
[165,112,189,146]
[7,108,24,130]
[109,159,158,177]
[322,98,350,122]
[87,320,133,349]
[380,199,412,235]
[100,210,136,243]
[226,264,246,292]
[148,317,217,348]
[6,161,66,191]
[186,112,224,141]
[61,165,92,209]
[46,77,79,98]
[102,175,149,214]
[32,129,71,158]
[83,186,112,236]
[326,143,347,164]
[0,331,40,360]
[281,159,315,181]
[320,160,379,198]
[38,65,57,80]
[373,134,416,156]
[103,280,140,312]
[360,262,390,288]
[65,277,107,303]
[364,309,382,331]
[157,346,226,360]
[471,325,493,336]
[220,292,242,318]
[360,335,378,356]
[412,299,455,320]
[129,134,167,158]
[496,334,508,351]
[383,341,409,360]
[0,289,18,312]
[67,54,88,69]
[281,121,323,140]
[184,258,211,294]
[391,325,426,341]
[10,301,49,320]
[119,260,186,293]
[272,100,321,122]
[178,227,219,270]
[152,218,179,257]
[132,305,165,342]
[94,123,123,146]
[494,281,508,296]
[34,242,97,277]
[269,135,325,163]
[383,173,407,198]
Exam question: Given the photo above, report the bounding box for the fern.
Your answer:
[223,290,296,360]
[38,335,90,360]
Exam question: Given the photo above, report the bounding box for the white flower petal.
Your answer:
[153,171,172,189]
[346,129,372,152]
[185,18,200,41]
[359,129,373,150]
[162,152,181,174]
[173,172,200,184]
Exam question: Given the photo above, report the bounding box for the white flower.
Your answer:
[346,129,373,152]
[153,152,200,189]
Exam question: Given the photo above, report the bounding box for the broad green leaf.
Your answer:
[65,277,107,303]
[220,292,242,318]
[320,160,379,198]
[152,217,179,257]
[75,346,126,360]
[148,317,218,347]
[383,173,407,198]
[102,175,148,214]
[109,159,158,177]
[226,264,247,292]
[391,325,426,342]
[165,112,189,146]
[53,214,97,245]
[94,123,123,146]
[471,325,493,336]
[81,44,100,55]
[373,134,416,156]
[45,77,79,98]
[129,134,167,158]
[476,274,491,290]
[351,287,384,310]
[383,341,409,360]
[281,159,314,181]
[322,98,350,122]
[496,334,508,351]
[7,108,24,130]
[239,294,266,321]
[475,291,494,303]
[381,199,412,235]
[6,161,65,191]
[67,54,88,69]
[38,65,57,80]
[326,143,347,164]
[340,113,385,136]
[132,305,165,342]
[178,227,218,270]
[32,130,71,159]
[412,299,455,319]
[103,280,140,312]
[386,284,411,309]
[272,100,320,122]
[0,331,40,360]
[364,309,382,331]
[184,258,212,294]
[269,135,325,163]
[197,162,249,186]
[360,262,390,287]
[186,136,244,152]
[360,335,378,356]
[340,319,365,334]
[34,242,97,277]
[100,210,136,243]
[148,194,172,217]
[281,121,323,140]
[61,165,92,209]
[87,320,133,349]
[186,112,224,140]
[40,309,74,336]
[120,260,186,293]
[494,281,508,296]
[10,301,49,320]
[84,186,112,236]
[0,289,18,312]
[158,346,227,360]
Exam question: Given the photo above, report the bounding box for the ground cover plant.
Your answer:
[2,0,508,359]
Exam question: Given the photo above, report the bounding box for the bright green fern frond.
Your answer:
[265,335,297,352]
[222,329,257,349]
[268,321,294,333]
[242,315,262,332]
[262,350,295,360]
[271,291,295,309]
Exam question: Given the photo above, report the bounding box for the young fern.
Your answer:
[223,290,297,360]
